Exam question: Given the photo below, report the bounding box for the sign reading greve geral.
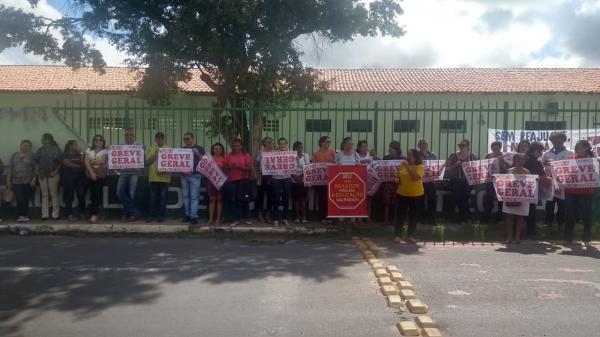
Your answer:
[327,165,368,218]
[549,158,600,189]
[493,174,538,204]
[371,160,405,182]
[108,145,144,170]
[303,163,333,187]
[462,159,500,185]
[423,160,446,183]
[261,151,297,176]
[157,148,193,173]
[196,155,228,190]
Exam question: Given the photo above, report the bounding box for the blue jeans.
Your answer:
[271,178,292,221]
[181,174,201,220]
[148,182,168,219]
[225,180,249,221]
[117,174,139,216]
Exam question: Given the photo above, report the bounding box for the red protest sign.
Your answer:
[303,163,332,187]
[462,158,499,185]
[493,174,538,203]
[371,160,405,182]
[327,165,368,218]
[549,158,600,189]
[423,160,446,183]
[196,155,228,190]
[157,148,193,173]
[261,151,297,176]
[108,145,144,170]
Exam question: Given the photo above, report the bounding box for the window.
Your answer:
[440,120,466,133]
[347,120,372,133]
[192,118,211,131]
[525,121,567,130]
[263,119,280,133]
[394,120,420,133]
[305,119,331,132]
[89,117,133,130]
[145,117,176,130]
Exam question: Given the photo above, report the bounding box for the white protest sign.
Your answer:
[108,145,144,170]
[493,174,538,204]
[423,160,446,183]
[261,151,297,176]
[303,163,333,187]
[462,158,500,185]
[157,148,193,173]
[196,155,228,190]
[371,160,405,183]
[549,158,600,189]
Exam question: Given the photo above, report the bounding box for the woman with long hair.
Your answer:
[445,139,478,224]
[6,140,36,222]
[207,142,226,226]
[224,139,254,227]
[292,141,310,223]
[336,137,359,165]
[271,138,293,226]
[33,133,63,220]
[312,135,336,223]
[394,149,425,243]
[84,135,108,224]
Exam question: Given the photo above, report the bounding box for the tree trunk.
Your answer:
[251,108,264,153]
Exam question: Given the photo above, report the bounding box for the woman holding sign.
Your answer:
[207,143,226,226]
[564,140,596,245]
[271,138,293,226]
[394,149,425,244]
[523,142,550,239]
[292,141,310,223]
[224,139,254,227]
[84,135,108,224]
[445,139,478,223]
[313,136,336,223]
[501,153,530,244]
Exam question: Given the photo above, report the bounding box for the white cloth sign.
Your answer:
[196,155,228,190]
[108,145,144,170]
[549,158,600,189]
[371,160,405,183]
[488,128,600,154]
[493,174,538,204]
[423,160,446,183]
[261,151,297,176]
[157,148,193,173]
[303,163,333,187]
[462,158,500,185]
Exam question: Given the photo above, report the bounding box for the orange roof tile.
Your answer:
[1,65,600,94]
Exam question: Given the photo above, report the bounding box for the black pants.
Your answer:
[13,183,32,217]
[314,185,328,221]
[565,193,593,242]
[526,203,538,238]
[422,182,437,222]
[271,178,292,221]
[395,195,423,237]
[483,182,502,222]
[256,175,272,213]
[545,198,566,227]
[62,173,86,216]
[87,178,105,216]
[451,179,471,220]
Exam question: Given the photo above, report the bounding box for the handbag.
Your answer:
[236,179,257,203]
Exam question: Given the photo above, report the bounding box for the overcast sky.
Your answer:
[2,0,600,68]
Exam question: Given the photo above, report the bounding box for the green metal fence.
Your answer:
[54,99,600,159]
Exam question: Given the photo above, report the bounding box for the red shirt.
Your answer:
[224,152,252,182]
[565,155,595,195]
[212,156,225,169]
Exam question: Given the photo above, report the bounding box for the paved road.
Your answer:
[1,236,598,337]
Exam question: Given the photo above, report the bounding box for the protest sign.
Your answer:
[261,151,297,176]
[549,158,600,189]
[303,163,333,187]
[423,160,446,183]
[462,159,500,185]
[493,174,538,204]
[108,145,144,170]
[488,128,600,153]
[157,148,193,173]
[196,155,227,190]
[366,164,381,196]
[371,160,405,182]
[327,165,368,218]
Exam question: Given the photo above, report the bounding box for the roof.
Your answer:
[1,65,600,94]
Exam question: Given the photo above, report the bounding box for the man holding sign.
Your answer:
[111,129,144,222]
[181,133,205,226]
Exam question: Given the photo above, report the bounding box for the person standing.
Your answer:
[312,136,336,223]
[292,141,310,223]
[564,140,596,245]
[542,131,573,230]
[33,133,63,220]
[357,140,378,164]
[207,143,226,226]
[418,139,438,224]
[180,132,205,226]
[253,137,274,224]
[61,140,87,221]
[482,141,507,223]
[145,132,171,223]
[271,138,293,227]
[445,139,478,223]
[224,139,254,227]
[84,135,108,224]
[336,137,360,165]
[394,149,425,244]
[6,140,36,222]
[523,142,551,240]
[115,129,143,222]
[383,141,405,225]
[501,153,530,244]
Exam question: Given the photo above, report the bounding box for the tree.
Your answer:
[0,0,404,150]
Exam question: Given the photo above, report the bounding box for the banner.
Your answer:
[327,165,368,218]
[493,174,538,203]
[157,148,194,173]
[303,163,333,187]
[366,164,381,196]
[423,160,446,183]
[196,155,228,190]
[371,160,405,182]
[488,128,600,154]
[108,145,144,170]
[549,158,600,189]
[462,159,500,185]
[261,151,297,176]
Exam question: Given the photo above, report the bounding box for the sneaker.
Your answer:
[89,215,98,224]
[243,220,252,225]
[230,221,239,227]
[301,218,309,223]
[393,236,402,243]
[295,218,301,223]
[273,220,279,227]
[282,219,288,226]
[405,237,417,244]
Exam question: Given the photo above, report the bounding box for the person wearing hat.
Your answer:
[445,139,478,224]
[541,131,573,231]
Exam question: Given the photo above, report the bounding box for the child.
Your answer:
[502,153,530,244]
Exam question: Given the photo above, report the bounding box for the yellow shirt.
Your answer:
[396,164,425,197]
[147,146,172,183]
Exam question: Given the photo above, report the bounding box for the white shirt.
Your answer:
[336,151,359,165]
[358,153,373,165]
[542,147,573,162]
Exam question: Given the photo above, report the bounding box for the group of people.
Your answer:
[0,130,596,244]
